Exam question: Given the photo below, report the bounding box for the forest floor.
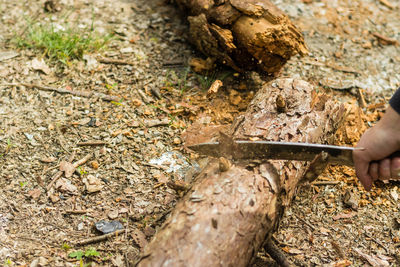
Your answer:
[0,0,400,266]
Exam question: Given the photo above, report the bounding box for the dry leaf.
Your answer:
[55,178,78,194]
[28,188,42,200]
[353,248,389,266]
[39,156,57,163]
[332,212,356,221]
[333,259,352,267]
[30,58,51,75]
[0,50,19,62]
[59,161,75,178]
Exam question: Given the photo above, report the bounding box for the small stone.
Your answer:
[173,137,181,145]
[119,207,129,213]
[95,220,124,234]
[362,41,372,49]
[108,209,119,219]
[49,194,60,203]
[132,99,142,107]
[77,222,84,231]
[91,160,99,169]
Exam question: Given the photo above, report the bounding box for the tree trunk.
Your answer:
[176,0,308,74]
[136,78,345,266]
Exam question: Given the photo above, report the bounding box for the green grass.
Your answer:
[196,70,234,90]
[14,17,113,65]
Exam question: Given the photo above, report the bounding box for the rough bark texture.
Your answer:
[176,0,308,73]
[136,78,345,267]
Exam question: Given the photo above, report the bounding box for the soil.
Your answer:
[0,0,399,266]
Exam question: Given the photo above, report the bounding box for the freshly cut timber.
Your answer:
[176,0,308,73]
[136,78,346,266]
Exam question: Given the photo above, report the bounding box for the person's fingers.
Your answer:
[378,158,391,179]
[353,155,373,191]
[390,157,400,179]
[368,162,379,181]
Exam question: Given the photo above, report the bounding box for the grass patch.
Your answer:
[14,17,113,65]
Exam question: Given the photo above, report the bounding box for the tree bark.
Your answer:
[176,0,308,74]
[136,78,345,266]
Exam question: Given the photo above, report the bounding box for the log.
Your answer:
[176,0,308,73]
[136,78,346,266]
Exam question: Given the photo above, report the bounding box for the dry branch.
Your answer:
[136,78,345,266]
[1,83,120,102]
[175,0,308,73]
[75,229,125,246]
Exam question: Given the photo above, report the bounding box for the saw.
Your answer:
[188,140,360,166]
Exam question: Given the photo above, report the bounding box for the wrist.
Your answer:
[378,106,400,146]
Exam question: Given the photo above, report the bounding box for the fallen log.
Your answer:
[136,78,346,266]
[176,0,308,73]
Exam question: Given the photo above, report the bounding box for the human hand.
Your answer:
[353,106,400,190]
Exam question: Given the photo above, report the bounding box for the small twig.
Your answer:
[271,234,290,247]
[372,32,399,46]
[64,210,88,214]
[1,83,120,102]
[295,215,316,231]
[116,166,135,174]
[264,239,294,267]
[46,152,75,190]
[72,153,93,168]
[304,60,360,75]
[137,89,152,104]
[77,141,107,146]
[46,153,91,190]
[162,60,185,67]
[364,232,389,253]
[142,163,168,170]
[311,181,340,186]
[75,229,125,246]
[98,57,135,66]
[357,88,367,108]
[379,0,394,9]
[144,118,170,127]
[46,171,63,190]
[331,240,345,259]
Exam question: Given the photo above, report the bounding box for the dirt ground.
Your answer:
[0,0,400,266]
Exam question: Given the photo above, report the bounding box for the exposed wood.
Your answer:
[136,78,345,266]
[176,0,308,74]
